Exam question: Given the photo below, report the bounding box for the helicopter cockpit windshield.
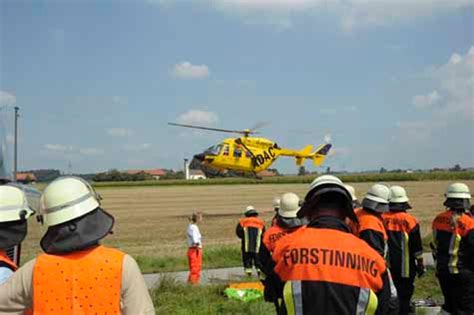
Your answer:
[205,144,223,156]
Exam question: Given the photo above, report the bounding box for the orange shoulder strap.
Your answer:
[358,211,387,238]
[33,246,125,314]
[0,250,17,271]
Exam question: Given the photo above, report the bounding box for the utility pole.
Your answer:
[13,106,19,182]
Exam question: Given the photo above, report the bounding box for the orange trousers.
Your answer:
[187,247,202,284]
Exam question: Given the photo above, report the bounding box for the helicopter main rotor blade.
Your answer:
[168,123,257,135]
[249,121,270,132]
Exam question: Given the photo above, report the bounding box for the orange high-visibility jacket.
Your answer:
[263,224,304,254]
[382,211,423,278]
[0,250,17,271]
[33,245,125,314]
[432,210,474,274]
[272,220,389,314]
[355,209,388,259]
[237,217,265,253]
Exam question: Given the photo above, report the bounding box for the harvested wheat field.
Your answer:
[21,180,474,264]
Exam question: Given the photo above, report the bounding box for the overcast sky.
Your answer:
[0,0,473,174]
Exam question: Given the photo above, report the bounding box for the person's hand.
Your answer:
[416,264,426,278]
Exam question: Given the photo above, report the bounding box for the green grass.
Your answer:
[150,268,442,314]
[413,267,443,302]
[137,245,242,274]
[89,171,474,188]
[422,235,434,252]
[151,276,274,315]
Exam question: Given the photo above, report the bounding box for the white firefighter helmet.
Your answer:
[273,197,281,209]
[389,185,409,203]
[362,184,390,213]
[302,175,355,221]
[344,184,357,202]
[278,193,300,219]
[364,184,390,204]
[445,183,471,199]
[244,205,257,216]
[40,176,101,227]
[0,184,39,223]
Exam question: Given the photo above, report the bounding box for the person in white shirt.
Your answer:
[187,212,202,284]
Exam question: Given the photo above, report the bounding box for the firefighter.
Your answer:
[354,184,391,258]
[259,193,307,311]
[431,182,474,315]
[271,197,281,226]
[345,184,361,209]
[382,186,425,315]
[187,212,202,284]
[267,175,390,314]
[236,206,265,276]
[0,176,154,314]
[0,185,38,284]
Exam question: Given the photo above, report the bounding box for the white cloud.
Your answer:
[428,46,474,120]
[44,144,74,153]
[6,134,14,144]
[157,0,473,31]
[172,62,210,79]
[0,91,16,106]
[412,90,441,109]
[125,143,153,151]
[106,128,134,137]
[400,46,474,145]
[112,96,128,105]
[79,148,104,156]
[177,109,219,125]
[44,144,104,156]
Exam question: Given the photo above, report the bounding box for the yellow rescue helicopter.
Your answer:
[169,123,332,175]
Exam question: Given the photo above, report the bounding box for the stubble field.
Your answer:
[21,180,474,267]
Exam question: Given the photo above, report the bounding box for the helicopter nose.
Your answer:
[194,153,207,162]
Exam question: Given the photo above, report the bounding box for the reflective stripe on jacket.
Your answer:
[272,217,389,315]
[382,211,423,278]
[33,245,125,314]
[432,210,474,274]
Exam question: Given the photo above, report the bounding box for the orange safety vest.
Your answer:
[263,225,303,253]
[432,210,474,274]
[0,250,17,271]
[354,208,388,241]
[239,217,265,230]
[273,228,386,291]
[33,245,125,314]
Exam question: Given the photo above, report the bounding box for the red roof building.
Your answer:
[16,172,37,183]
[257,170,278,178]
[126,169,166,179]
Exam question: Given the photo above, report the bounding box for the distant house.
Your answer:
[16,172,37,184]
[257,170,278,178]
[126,169,166,180]
[189,170,206,180]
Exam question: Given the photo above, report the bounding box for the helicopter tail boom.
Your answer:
[281,143,332,167]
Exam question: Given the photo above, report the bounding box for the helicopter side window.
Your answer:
[234,147,242,158]
[207,145,223,155]
[222,144,230,156]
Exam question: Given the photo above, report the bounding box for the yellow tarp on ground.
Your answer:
[228,282,264,292]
